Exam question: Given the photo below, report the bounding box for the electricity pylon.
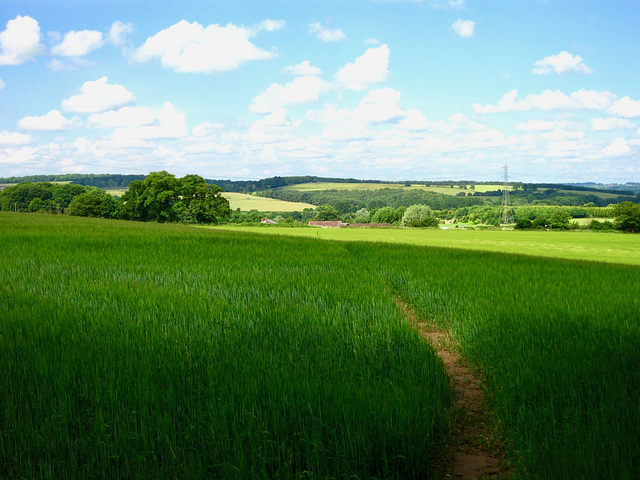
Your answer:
[501,165,514,224]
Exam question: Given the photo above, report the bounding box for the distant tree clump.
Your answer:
[401,204,438,227]
[313,205,341,221]
[117,171,230,224]
[612,201,640,232]
[549,210,573,230]
[371,206,405,225]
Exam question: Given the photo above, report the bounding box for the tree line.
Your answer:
[0,171,230,224]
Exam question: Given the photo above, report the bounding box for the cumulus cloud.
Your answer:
[113,102,188,139]
[533,51,593,75]
[88,106,158,128]
[474,89,616,113]
[0,131,32,145]
[0,15,44,65]
[334,44,390,91]
[61,77,136,113]
[283,60,323,76]
[607,96,640,118]
[51,30,104,57]
[308,22,346,42]
[353,88,405,124]
[245,108,297,144]
[17,110,76,131]
[591,117,636,131]
[250,76,331,113]
[109,21,134,48]
[255,19,286,33]
[131,20,280,73]
[451,19,475,38]
[307,87,405,140]
[516,120,556,131]
[602,137,633,157]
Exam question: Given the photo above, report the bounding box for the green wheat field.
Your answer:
[1,212,639,479]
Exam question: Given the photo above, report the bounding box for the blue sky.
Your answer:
[1,0,639,182]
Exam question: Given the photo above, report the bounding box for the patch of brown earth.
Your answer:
[397,300,511,479]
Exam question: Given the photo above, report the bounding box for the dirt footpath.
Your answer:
[397,300,512,479]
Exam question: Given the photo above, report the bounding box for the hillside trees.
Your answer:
[118,171,230,224]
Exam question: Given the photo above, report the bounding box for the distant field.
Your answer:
[102,190,315,212]
[214,225,640,266]
[222,192,315,212]
[105,188,128,197]
[280,182,505,196]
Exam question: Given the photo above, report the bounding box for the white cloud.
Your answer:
[0,130,32,145]
[283,60,322,76]
[250,75,331,113]
[109,21,134,48]
[334,44,390,91]
[0,77,4,89]
[397,109,430,131]
[191,122,225,137]
[607,97,640,118]
[17,110,76,131]
[51,30,104,57]
[591,117,636,131]
[516,120,556,131]
[308,22,346,42]
[474,89,615,114]
[533,51,593,75]
[131,20,279,73]
[306,88,405,143]
[353,88,404,124]
[113,102,188,139]
[255,19,286,33]
[451,19,475,38]
[88,106,158,128]
[0,15,44,65]
[602,137,633,157]
[432,0,465,9]
[245,108,297,144]
[61,77,136,113]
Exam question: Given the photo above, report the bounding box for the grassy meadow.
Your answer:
[214,224,640,266]
[2,212,639,479]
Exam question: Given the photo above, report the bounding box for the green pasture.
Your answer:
[215,225,640,266]
[222,191,315,211]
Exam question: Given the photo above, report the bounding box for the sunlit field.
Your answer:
[280,182,507,195]
[222,192,315,211]
[214,224,640,266]
[2,212,639,479]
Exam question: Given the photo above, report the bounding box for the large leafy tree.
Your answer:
[175,174,231,224]
[67,188,118,218]
[118,171,230,224]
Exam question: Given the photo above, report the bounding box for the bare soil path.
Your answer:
[397,300,512,479]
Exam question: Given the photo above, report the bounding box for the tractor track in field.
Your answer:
[397,300,512,480]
